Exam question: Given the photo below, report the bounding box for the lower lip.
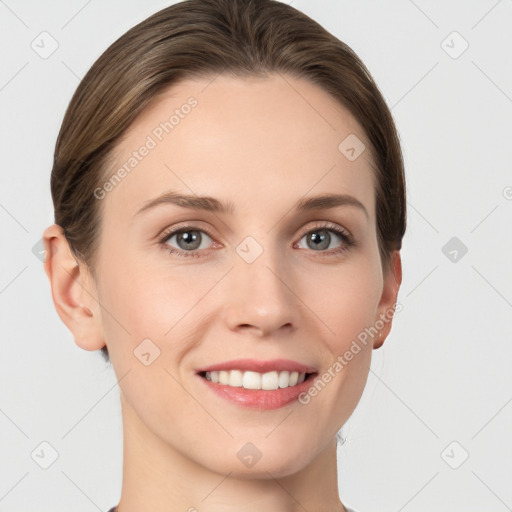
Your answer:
[196,373,317,410]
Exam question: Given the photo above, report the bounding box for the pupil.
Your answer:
[179,231,200,249]
[309,230,329,250]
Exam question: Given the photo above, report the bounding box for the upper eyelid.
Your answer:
[158,222,215,243]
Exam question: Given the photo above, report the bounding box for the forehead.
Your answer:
[104,73,376,223]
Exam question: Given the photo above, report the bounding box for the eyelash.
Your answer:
[157,222,355,259]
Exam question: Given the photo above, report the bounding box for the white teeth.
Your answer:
[261,371,279,390]
[228,369,243,387]
[243,371,261,389]
[204,370,307,390]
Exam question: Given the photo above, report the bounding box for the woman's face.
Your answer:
[85,74,400,476]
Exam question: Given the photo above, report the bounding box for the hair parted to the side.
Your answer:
[51,0,406,363]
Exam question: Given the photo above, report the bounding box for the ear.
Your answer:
[373,250,402,349]
[42,224,105,352]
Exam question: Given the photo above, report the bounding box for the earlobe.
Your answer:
[42,224,106,352]
[373,250,402,349]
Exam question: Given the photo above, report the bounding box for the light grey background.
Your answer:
[1,1,511,511]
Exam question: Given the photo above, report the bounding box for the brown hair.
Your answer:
[51,0,406,362]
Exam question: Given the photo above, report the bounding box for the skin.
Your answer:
[43,74,402,512]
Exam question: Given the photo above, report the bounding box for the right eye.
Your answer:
[158,225,219,258]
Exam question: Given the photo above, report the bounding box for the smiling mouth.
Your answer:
[198,370,317,390]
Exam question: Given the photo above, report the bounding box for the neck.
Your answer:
[116,395,346,512]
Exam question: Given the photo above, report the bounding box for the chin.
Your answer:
[201,431,323,480]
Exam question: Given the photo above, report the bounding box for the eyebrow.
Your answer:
[135,191,368,218]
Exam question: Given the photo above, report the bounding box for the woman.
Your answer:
[43,0,405,510]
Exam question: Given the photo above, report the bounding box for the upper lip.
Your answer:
[196,358,318,374]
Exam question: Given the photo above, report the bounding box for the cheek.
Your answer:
[95,249,219,368]
[297,278,376,438]
[296,254,380,413]
[297,254,382,351]
[95,262,210,426]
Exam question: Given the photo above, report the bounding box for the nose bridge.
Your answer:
[223,235,296,335]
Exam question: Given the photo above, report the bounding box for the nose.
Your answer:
[222,247,298,338]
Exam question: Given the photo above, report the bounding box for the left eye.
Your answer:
[296,227,349,252]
